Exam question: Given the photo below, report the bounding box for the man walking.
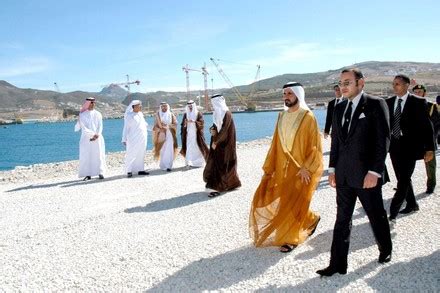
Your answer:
[386,76,434,221]
[203,94,241,197]
[249,82,323,253]
[324,84,344,139]
[317,69,392,277]
[412,84,439,194]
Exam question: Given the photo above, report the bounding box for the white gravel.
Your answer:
[0,138,439,291]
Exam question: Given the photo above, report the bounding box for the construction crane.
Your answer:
[209,58,260,109]
[182,63,210,111]
[53,82,60,92]
[102,74,140,103]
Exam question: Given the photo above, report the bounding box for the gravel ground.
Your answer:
[0,138,439,291]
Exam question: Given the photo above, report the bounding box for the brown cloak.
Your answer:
[180,112,209,160]
[203,111,241,192]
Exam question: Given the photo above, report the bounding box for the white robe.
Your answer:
[122,112,148,173]
[159,128,175,170]
[74,110,106,177]
[185,121,205,167]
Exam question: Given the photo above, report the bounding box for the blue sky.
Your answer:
[1,0,439,94]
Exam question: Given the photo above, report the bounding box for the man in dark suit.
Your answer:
[324,84,344,139]
[387,75,435,221]
[316,68,392,277]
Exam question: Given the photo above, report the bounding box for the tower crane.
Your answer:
[209,58,261,109]
[53,82,60,92]
[102,74,140,104]
[182,64,210,111]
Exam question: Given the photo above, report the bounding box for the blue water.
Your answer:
[0,110,326,171]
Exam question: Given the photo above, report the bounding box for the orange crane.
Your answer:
[182,64,210,111]
[210,58,260,109]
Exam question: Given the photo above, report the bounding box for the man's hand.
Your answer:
[363,173,378,189]
[296,167,311,184]
[424,151,434,163]
[211,142,217,150]
[328,173,336,188]
[210,129,217,136]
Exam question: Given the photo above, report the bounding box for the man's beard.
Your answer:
[284,98,299,108]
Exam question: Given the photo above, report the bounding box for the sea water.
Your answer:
[0,110,326,171]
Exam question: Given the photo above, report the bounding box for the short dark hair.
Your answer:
[341,68,364,79]
[394,74,410,84]
[333,84,340,90]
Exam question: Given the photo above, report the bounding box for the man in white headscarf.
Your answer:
[153,102,178,171]
[203,94,241,197]
[180,100,209,167]
[74,97,106,180]
[122,100,149,177]
[249,82,323,253]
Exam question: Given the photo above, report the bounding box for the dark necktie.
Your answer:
[342,101,353,138]
[392,98,403,138]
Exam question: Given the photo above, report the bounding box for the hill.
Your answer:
[1,61,439,120]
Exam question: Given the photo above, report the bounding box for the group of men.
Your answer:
[74,95,241,197]
[75,69,437,277]
[312,69,437,276]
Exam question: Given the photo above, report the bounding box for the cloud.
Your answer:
[0,57,53,78]
[245,41,354,67]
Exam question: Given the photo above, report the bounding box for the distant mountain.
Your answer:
[99,84,128,101]
[1,61,439,120]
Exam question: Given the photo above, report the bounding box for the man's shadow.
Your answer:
[6,179,79,192]
[295,221,396,261]
[60,175,127,188]
[149,246,284,292]
[124,191,209,213]
[262,250,440,292]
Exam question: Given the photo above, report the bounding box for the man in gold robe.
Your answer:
[249,82,323,253]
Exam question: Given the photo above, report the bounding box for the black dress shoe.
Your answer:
[138,171,149,175]
[166,168,171,172]
[127,172,133,178]
[316,266,347,277]
[399,205,419,214]
[98,174,104,179]
[425,189,434,194]
[378,252,392,263]
[83,176,91,181]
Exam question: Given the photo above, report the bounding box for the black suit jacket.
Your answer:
[330,94,390,188]
[324,98,337,134]
[386,94,435,159]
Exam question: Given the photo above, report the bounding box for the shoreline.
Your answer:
[0,138,272,184]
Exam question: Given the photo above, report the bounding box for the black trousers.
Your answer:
[330,184,392,270]
[389,138,418,218]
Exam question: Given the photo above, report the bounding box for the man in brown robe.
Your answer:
[249,82,323,253]
[203,94,241,197]
[152,102,178,171]
[180,100,209,167]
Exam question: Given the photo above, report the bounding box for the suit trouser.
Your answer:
[425,154,436,191]
[389,139,417,218]
[330,184,392,270]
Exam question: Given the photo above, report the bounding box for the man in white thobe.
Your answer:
[122,100,149,177]
[180,100,208,167]
[74,97,106,180]
[153,102,178,171]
